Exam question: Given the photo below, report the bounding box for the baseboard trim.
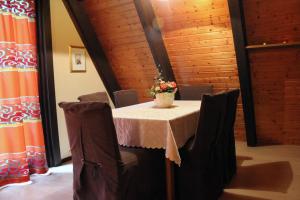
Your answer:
[61,156,72,164]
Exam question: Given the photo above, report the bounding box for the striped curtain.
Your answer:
[0,0,48,187]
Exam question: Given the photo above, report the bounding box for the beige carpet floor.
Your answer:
[220,142,300,200]
[0,142,299,200]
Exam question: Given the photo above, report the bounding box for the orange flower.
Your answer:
[160,83,168,90]
[170,82,177,88]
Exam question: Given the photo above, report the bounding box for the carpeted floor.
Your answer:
[0,142,299,200]
[0,163,73,200]
[220,142,300,200]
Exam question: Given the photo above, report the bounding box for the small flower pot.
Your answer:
[154,92,175,108]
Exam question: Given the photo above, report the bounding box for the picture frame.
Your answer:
[69,46,86,72]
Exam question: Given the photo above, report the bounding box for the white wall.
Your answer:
[50,0,111,158]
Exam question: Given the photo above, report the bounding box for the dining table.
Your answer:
[112,100,202,200]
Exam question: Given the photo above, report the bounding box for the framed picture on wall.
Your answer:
[69,46,86,72]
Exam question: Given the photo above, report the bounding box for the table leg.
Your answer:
[165,158,175,200]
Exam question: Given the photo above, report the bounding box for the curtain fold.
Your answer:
[0,0,48,188]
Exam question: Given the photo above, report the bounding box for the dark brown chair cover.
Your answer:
[223,89,240,185]
[113,89,139,108]
[176,92,228,200]
[179,84,213,100]
[78,92,109,103]
[59,102,165,200]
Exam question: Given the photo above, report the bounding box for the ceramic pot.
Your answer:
[154,92,175,108]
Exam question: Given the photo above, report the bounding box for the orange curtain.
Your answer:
[0,0,48,187]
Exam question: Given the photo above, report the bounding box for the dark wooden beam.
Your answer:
[227,0,257,146]
[62,0,121,103]
[36,0,61,167]
[134,0,180,99]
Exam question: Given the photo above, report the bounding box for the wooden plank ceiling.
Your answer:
[81,0,246,141]
[74,0,300,145]
[82,0,157,102]
[150,0,245,140]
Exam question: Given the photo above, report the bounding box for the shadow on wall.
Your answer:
[228,160,293,194]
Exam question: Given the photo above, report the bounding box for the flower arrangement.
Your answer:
[149,72,177,98]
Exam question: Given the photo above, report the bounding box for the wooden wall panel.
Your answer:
[249,49,300,144]
[82,0,157,102]
[244,0,300,144]
[151,0,245,140]
[244,0,300,44]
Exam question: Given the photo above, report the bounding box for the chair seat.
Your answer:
[119,146,166,200]
[178,136,194,163]
[183,136,195,149]
[119,145,165,173]
[120,148,139,169]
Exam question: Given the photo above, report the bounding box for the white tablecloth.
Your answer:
[112,100,201,165]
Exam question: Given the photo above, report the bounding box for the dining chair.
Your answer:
[222,89,240,185]
[113,89,139,108]
[77,92,109,103]
[179,84,213,100]
[176,92,228,200]
[59,102,165,200]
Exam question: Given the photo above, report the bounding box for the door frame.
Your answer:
[36,0,61,167]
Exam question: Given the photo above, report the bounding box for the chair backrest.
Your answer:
[78,92,109,103]
[113,89,139,108]
[223,89,240,184]
[179,85,213,100]
[190,92,227,166]
[224,89,240,136]
[59,102,121,199]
